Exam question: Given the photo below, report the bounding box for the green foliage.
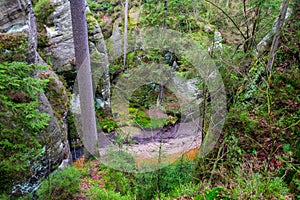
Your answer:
[291,174,300,198]
[0,194,10,200]
[134,161,194,199]
[86,0,120,39]
[158,183,199,199]
[100,165,134,195]
[85,160,195,200]
[109,64,122,75]
[37,166,81,200]
[0,62,50,193]
[86,11,98,35]
[34,0,55,30]
[247,0,283,41]
[231,170,289,199]
[129,84,157,109]
[98,119,118,133]
[87,0,114,13]
[86,186,132,200]
[37,33,50,48]
[141,0,202,32]
[103,149,137,172]
[130,108,168,129]
[194,186,227,200]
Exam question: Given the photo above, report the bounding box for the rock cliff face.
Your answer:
[0,0,71,195]
[0,0,29,31]
[0,0,112,194]
[0,0,37,63]
[40,0,111,110]
[43,0,75,72]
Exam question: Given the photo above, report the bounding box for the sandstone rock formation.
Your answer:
[40,0,111,111]
[0,0,71,194]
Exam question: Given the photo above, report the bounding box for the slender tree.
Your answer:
[70,0,99,157]
[123,0,129,69]
[267,0,289,73]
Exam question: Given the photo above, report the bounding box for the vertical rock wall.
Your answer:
[0,0,72,195]
[0,0,37,63]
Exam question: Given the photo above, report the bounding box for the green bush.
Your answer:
[231,169,289,199]
[37,166,81,200]
[134,161,194,199]
[0,62,50,193]
[98,119,118,133]
[157,182,199,199]
[86,186,132,200]
[193,186,226,200]
[0,194,10,200]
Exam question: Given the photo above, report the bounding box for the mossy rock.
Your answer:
[0,33,29,63]
[34,0,56,31]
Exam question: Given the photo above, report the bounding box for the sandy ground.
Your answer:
[98,119,202,171]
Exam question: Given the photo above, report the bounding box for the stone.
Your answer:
[38,92,71,167]
[43,0,75,72]
[129,6,140,27]
[256,8,292,54]
[0,0,72,195]
[39,1,111,112]
[203,24,213,33]
[107,17,123,59]
[208,29,223,56]
[0,0,26,32]
[0,0,37,63]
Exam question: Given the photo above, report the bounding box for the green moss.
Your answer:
[98,119,118,133]
[86,0,121,39]
[141,0,201,32]
[39,72,69,120]
[34,0,56,31]
[129,108,169,129]
[86,11,98,35]
[37,32,50,48]
[0,33,28,63]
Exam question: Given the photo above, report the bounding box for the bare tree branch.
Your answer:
[204,0,247,40]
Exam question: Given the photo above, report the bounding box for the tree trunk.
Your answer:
[123,0,129,69]
[267,0,289,73]
[26,0,38,64]
[70,0,99,157]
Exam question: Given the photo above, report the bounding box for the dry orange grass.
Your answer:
[136,147,200,168]
[74,156,85,168]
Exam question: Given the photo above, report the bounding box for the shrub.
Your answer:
[231,169,289,199]
[86,186,132,200]
[0,62,50,193]
[37,166,81,200]
[134,161,194,199]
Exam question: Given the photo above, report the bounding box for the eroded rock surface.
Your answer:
[0,0,37,63]
[44,0,75,72]
[0,0,71,195]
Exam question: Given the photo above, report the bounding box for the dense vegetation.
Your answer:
[0,62,50,193]
[0,0,299,199]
